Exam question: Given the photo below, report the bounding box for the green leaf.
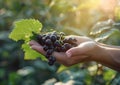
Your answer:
[57,65,68,73]
[9,19,42,41]
[103,69,116,82]
[9,19,45,60]
[22,43,46,60]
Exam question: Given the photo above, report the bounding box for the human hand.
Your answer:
[29,35,99,66]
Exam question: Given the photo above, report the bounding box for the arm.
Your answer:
[95,43,120,71]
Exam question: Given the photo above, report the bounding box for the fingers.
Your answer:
[53,52,89,66]
[29,40,46,55]
[29,40,40,46]
[65,35,93,45]
[52,52,67,62]
[31,45,46,55]
[66,41,96,57]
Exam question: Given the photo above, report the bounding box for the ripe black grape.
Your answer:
[64,43,72,50]
[60,46,66,52]
[43,45,48,51]
[50,35,57,42]
[45,39,52,46]
[46,49,54,55]
[48,56,56,62]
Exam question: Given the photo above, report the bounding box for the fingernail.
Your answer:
[66,52,71,57]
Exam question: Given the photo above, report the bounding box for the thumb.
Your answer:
[66,41,96,57]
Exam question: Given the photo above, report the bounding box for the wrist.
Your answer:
[91,43,113,63]
[93,43,120,71]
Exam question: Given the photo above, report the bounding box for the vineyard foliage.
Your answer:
[0,0,120,85]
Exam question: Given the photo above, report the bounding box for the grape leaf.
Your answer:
[9,19,42,41]
[9,19,45,60]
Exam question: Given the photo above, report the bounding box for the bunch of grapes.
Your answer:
[36,31,77,66]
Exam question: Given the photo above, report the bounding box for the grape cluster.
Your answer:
[36,31,77,66]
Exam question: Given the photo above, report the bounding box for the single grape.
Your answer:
[48,56,56,62]
[48,61,54,66]
[50,35,57,42]
[46,49,54,55]
[60,46,66,52]
[45,39,52,46]
[64,43,72,50]
[43,45,49,51]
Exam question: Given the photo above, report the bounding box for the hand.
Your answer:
[29,35,99,66]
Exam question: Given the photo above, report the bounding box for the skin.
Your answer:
[29,35,120,72]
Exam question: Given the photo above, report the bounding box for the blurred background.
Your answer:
[0,0,120,85]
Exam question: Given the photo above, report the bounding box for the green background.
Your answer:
[0,0,120,85]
